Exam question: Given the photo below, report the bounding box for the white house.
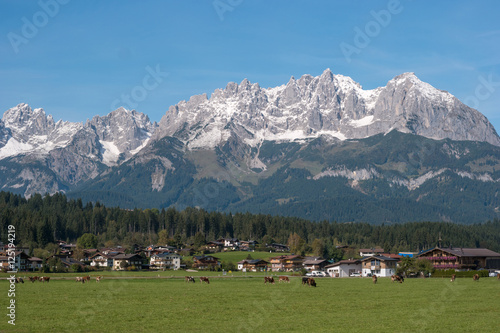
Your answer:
[325,259,362,277]
[360,255,397,277]
[150,253,182,270]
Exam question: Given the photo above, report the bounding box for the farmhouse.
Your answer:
[217,238,240,250]
[113,254,144,270]
[418,247,500,270]
[269,255,303,272]
[192,255,221,270]
[150,252,182,270]
[89,252,116,268]
[0,250,30,271]
[360,255,397,277]
[206,241,224,252]
[302,257,329,271]
[267,243,290,252]
[325,259,362,277]
[237,259,269,272]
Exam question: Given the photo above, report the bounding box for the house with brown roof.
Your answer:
[269,255,304,272]
[359,248,385,257]
[302,257,329,271]
[89,252,116,269]
[192,255,221,270]
[112,254,144,270]
[360,255,398,277]
[417,247,500,270]
[237,259,269,272]
[325,259,362,277]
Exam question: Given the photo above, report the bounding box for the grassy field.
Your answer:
[1,275,499,332]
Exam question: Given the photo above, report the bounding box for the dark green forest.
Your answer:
[1,191,499,254]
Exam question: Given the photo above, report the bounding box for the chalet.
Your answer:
[150,253,182,270]
[89,252,116,268]
[302,258,329,271]
[27,257,43,271]
[359,248,385,257]
[239,240,258,251]
[325,259,362,277]
[113,254,144,270]
[206,241,224,252]
[0,251,30,271]
[417,247,500,270]
[268,243,290,252]
[360,255,398,277]
[237,259,269,272]
[269,255,304,272]
[192,255,221,270]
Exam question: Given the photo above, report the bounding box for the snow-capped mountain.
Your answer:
[154,69,500,149]
[1,69,500,224]
[0,104,156,167]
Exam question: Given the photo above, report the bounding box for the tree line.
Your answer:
[1,191,499,257]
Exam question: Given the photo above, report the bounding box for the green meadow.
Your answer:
[1,275,499,333]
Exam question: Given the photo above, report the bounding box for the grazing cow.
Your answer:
[29,276,37,283]
[40,276,50,283]
[307,278,316,287]
[450,274,456,282]
[264,276,275,284]
[278,276,290,283]
[85,275,91,282]
[302,277,309,285]
[96,276,103,283]
[199,277,210,284]
[497,273,500,280]
[15,277,24,284]
[185,276,195,283]
[372,275,377,284]
[76,277,85,283]
[473,274,480,281]
[392,275,404,283]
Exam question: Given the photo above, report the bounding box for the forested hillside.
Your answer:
[1,191,499,254]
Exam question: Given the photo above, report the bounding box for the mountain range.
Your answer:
[1,69,499,224]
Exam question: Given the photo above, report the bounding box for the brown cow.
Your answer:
[29,276,37,283]
[278,276,290,283]
[307,278,316,287]
[372,275,377,284]
[473,274,480,281]
[391,275,404,283]
[15,277,24,284]
[185,276,195,283]
[76,276,85,283]
[85,275,91,282]
[199,276,210,284]
[96,276,103,283]
[302,277,309,285]
[40,276,50,283]
[264,276,275,284]
[450,274,456,282]
[497,273,500,280]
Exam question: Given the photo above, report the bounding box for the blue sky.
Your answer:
[1,0,499,132]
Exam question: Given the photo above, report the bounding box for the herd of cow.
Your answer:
[75,275,103,283]
[11,273,500,285]
[15,276,51,283]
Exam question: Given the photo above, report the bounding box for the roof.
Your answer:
[359,248,384,253]
[113,253,142,260]
[419,247,500,258]
[360,255,398,262]
[303,259,328,265]
[324,259,361,268]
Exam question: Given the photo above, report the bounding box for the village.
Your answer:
[2,237,500,278]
